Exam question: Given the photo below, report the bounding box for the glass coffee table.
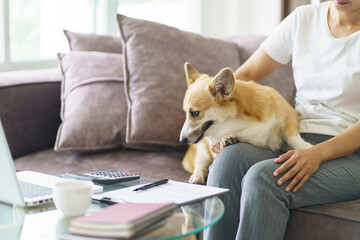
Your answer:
[0,178,225,240]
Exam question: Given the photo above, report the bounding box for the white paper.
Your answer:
[93,180,228,205]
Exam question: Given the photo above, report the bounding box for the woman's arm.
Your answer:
[314,120,360,160]
[274,120,360,192]
[234,47,284,82]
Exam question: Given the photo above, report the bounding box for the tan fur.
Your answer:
[180,63,312,184]
[182,139,216,184]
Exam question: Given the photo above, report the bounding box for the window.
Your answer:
[0,0,7,65]
[1,0,201,72]
[0,0,118,72]
[9,0,96,62]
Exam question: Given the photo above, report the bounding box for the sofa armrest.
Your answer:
[0,68,63,158]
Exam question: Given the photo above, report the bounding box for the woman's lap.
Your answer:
[241,154,360,208]
[205,133,360,239]
[208,133,360,203]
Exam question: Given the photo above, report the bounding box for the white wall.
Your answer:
[201,0,282,36]
[117,0,202,34]
[111,0,282,36]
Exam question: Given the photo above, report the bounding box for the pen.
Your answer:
[99,197,117,205]
[133,179,169,191]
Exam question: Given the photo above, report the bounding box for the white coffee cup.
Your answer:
[53,180,93,217]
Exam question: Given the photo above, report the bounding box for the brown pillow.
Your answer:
[63,30,122,54]
[55,51,126,152]
[117,14,242,147]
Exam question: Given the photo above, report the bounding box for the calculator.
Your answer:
[64,170,140,185]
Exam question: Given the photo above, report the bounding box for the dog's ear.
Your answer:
[184,62,200,87]
[208,68,235,102]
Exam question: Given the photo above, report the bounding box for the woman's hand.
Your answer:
[273,148,324,193]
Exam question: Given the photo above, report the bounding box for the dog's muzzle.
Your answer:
[180,120,214,144]
[194,120,214,143]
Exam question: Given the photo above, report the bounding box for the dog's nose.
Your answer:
[180,137,188,144]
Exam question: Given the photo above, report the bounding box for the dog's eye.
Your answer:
[190,111,200,118]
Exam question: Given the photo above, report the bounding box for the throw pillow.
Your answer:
[55,51,126,152]
[117,14,242,147]
[63,30,122,54]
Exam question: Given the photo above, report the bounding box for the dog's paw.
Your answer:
[220,135,240,149]
[188,173,206,185]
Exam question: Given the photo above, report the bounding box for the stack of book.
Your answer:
[67,202,177,239]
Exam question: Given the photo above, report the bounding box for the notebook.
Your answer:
[0,120,103,207]
[68,202,177,238]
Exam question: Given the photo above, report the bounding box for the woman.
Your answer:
[205,0,360,239]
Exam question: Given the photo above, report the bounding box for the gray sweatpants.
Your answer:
[205,133,360,240]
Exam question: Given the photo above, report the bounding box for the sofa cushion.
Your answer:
[64,30,122,54]
[56,51,126,152]
[285,199,360,240]
[14,149,190,182]
[117,14,242,148]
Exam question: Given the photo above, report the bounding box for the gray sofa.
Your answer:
[1,33,360,239]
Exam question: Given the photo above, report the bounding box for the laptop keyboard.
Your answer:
[19,181,53,198]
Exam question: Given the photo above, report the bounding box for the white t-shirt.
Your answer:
[261,1,360,136]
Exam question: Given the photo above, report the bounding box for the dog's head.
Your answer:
[179,62,237,144]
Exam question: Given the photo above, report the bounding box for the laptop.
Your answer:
[0,120,102,207]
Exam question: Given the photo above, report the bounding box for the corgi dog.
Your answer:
[179,63,312,184]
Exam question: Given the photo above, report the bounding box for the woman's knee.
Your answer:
[241,160,292,210]
[242,159,286,194]
[208,143,275,187]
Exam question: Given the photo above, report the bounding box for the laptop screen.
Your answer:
[0,120,26,206]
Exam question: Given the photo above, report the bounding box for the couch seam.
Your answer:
[293,208,360,223]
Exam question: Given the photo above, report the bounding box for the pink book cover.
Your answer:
[71,202,176,228]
